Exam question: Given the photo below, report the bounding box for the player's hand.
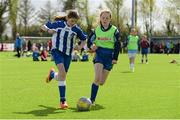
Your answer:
[41,26,46,32]
[90,44,97,52]
[112,60,117,64]
[47,29,55,34]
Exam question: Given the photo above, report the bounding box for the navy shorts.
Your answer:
[141,48,148,54]
[93,47,113,71]
[51,49,71,72]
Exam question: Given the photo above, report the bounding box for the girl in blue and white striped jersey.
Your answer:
[41,10,87,109]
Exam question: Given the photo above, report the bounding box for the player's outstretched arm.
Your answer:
[41,26,55,34]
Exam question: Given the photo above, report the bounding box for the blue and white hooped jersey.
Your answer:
[44,20,87,56]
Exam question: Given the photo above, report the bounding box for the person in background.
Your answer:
[27,40,32,52]
[1,43,4,51]
[127,28,139,72]
[21,38,27,57]
[140,35,149,64]
[80,51,89,62]
[32,47,40,61]
[40,49,48,61]
[72,50,80,62]
[47,40,52,52]
[166,41,171,55]
[15,33,22,58]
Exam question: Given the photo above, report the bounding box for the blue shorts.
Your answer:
[141,48,148,54]
[128,50,137,58]
[51,49,71,72]
[93,47,113,71]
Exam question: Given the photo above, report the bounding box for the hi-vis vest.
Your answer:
[94,25,117,49]
[127,35,139,50]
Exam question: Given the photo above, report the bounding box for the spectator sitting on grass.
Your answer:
[32,47,40,61]
[80,51,89,62]
[72,50,80,62]
[41,49,48,61]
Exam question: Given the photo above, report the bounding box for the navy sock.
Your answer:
[50,71,55,78]
[90,83,99,103]
[58,86,66,103]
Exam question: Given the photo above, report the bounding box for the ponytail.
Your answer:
[54,16,66,21]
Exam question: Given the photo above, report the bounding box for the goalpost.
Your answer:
[20,36,53,55]
[21,36,51,43]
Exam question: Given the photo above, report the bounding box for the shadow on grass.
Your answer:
[69,104,105,112]
[14,105,65,116]
[121,71,132,73]
[91,104,105,111]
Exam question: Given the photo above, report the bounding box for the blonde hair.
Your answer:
[100,10,112,18]
[142,35,147,38]
[131,28,136,32]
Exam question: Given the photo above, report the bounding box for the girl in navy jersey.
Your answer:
[41,10,86,109]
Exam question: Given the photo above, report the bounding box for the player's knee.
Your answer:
[99,81,105,86]
[59,73,66,80]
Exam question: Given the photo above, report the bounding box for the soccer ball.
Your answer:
[77,97,92,111]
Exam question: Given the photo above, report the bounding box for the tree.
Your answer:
[164,0,180,35]
[61,0,76,10]
[18,0,35,35]
[165,19,176,36]
[38,0,57,24]
[139,0,156,37]
[75,0,96,34]
[9,0,19,40]
[0,0,9,39]
[57,0,76,11]
[135,0,137,28]
[105,0,123,29]
[104,0,131,44]
[168,0,180,10]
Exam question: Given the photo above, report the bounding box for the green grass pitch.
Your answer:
[0,52,179,119]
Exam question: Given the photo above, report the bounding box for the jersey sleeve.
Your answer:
[44,20,63,31]
[87,30,96,49]
[44,21,53,29]
[76,26,87,41]
[113,29,121,60]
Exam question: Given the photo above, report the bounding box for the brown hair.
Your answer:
[67,10,79,19]
[54,16,66,21]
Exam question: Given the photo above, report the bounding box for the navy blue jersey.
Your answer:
[44,20,87,56]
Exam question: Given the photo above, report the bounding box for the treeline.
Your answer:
[0,0,179,42]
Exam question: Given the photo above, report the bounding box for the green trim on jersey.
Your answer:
[94,25,117,49]
[127,35,139,50]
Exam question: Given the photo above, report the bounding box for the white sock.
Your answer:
[130,63,134,69]
[54,72,58,80]
[130,63,135,72]
[58,80,66,86]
